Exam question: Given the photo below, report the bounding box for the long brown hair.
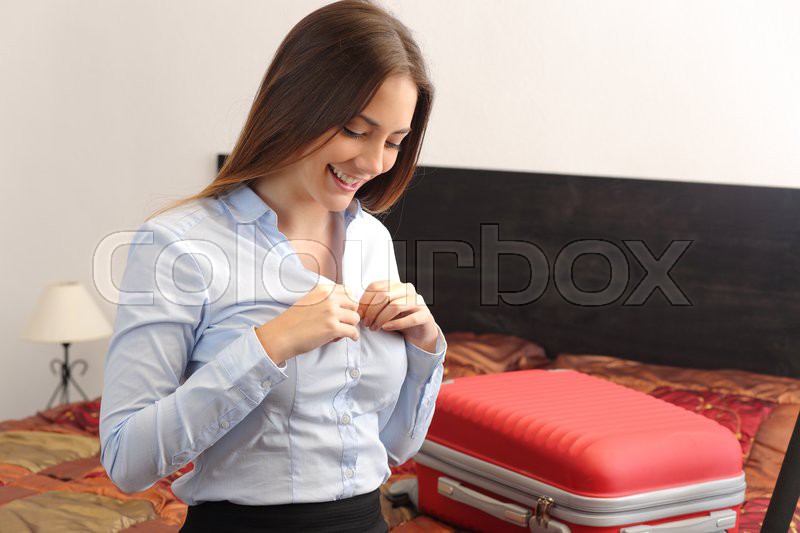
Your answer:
[146,0,434,222]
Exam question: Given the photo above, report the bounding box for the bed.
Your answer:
[0,334,797,531]
[2,164,797,532]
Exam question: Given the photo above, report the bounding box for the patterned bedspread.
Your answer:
[0,331,796,532]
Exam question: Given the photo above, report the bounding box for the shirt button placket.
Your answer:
[337,338,360,498]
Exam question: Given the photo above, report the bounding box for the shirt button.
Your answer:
[220,420,230,429]
[345,468,354,478]
[341,414,351,425]
[261,379,271,389]
[349,368,360,379]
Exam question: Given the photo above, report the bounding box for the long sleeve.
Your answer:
[378,325,447,466]
[377,228,448,466]
[99,220,289,494]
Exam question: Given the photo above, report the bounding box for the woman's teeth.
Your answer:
[329,164,360,185]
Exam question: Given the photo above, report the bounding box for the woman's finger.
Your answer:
[357,289,379,321]
[358,280,390,316]
[333,284,359,311]
[371,294,418,330]
[380,309,427,331]
[336,308,362,326]
[359,287,393,325]
[359,281,410,325]
[335,322,360,342]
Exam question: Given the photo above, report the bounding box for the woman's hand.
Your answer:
[357,280,439,353]
[256,283,361,365]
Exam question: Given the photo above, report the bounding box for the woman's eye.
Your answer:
[342,127,364,138]
[342,126,402,151]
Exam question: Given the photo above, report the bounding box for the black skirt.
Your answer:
[178,487,388,533]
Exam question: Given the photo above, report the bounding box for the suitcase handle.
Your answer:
[438,476,531,527]
[619,509,738,533]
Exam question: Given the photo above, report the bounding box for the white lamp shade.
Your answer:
[20,281,113,344]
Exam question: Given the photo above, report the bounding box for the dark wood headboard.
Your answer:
[380,166,800,379]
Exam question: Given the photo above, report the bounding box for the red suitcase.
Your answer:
[413,369,745,532]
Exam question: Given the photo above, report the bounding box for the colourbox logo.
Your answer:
[92,223,691,308]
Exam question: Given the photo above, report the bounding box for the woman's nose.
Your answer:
[355,140,385,177]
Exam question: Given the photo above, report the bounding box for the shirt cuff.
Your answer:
[405,323,447,381]
[217,326,290,405]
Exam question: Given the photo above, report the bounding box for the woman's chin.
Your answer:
[317,193,351,213]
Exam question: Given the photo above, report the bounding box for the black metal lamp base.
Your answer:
[46,342,89,409]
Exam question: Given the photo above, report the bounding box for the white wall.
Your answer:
[1,0,798,421]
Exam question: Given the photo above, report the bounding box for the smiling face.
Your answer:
[258,75,418,222]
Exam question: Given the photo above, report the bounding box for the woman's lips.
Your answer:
[328,164,362,192]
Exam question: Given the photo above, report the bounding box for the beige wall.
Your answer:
[1,0,798,420]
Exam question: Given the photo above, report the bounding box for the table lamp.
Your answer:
[20,281,113,408]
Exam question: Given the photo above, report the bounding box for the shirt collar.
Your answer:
[345,196,364,221]
[219,182,269,223]
[221,182,364,224]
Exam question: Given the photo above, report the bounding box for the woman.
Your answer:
[98,1,446,532]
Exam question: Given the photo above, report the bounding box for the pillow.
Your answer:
[745,403,800,500]
[442,332,549,379]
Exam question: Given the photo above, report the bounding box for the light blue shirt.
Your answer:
[99,182,446,505]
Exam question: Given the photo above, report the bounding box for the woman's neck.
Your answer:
[250,178,335,239]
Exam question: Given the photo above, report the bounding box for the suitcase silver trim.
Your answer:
[619,509,737,532]
[416,440,745,527]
